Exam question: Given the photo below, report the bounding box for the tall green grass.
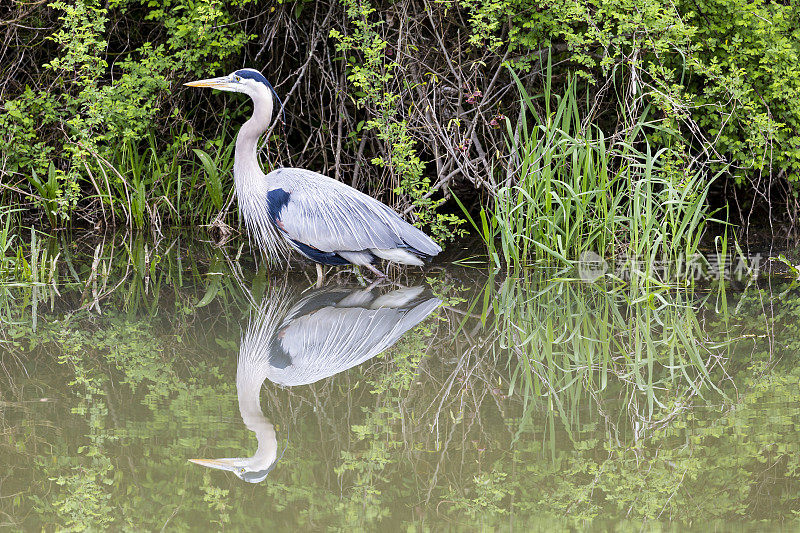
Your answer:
[97,129,236,229]
[454,61,738,449]
[0,210,61,328]
[0,210,54,287]
[16,123,237,231]
[0,207,17,319]
[0,207,15,279]
[465,63,716,283]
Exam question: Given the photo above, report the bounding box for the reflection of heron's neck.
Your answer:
[236,370,277,468]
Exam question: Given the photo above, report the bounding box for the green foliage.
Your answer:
[469,64,713,278]
[447,470,512,518]
[330,0,465,243]
[0,0,250,228]
[49,338,117,532]
[680,0,800,182]
[28,164,64,228]
[457,0,800,186]
[199,473,231,526]
[7,304,240,530]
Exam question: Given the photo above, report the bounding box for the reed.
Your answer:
[0,208,16,314]
[467,62,716,284]
[77,125,237,230]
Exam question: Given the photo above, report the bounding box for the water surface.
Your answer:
[1,234,799,530]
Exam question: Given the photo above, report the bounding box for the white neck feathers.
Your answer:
[233,87,274,184]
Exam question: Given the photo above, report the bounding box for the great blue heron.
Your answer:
[190,284,441,482]
[185,69,442,285]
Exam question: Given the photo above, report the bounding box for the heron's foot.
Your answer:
[364,278,384,291]
[348,264,388,287]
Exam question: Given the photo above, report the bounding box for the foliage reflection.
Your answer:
[1,234,800,530]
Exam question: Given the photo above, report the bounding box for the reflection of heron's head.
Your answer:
[189,455,279,484]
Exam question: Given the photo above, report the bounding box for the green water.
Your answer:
[1,234,799,531]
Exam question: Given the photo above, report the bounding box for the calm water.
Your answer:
[1,233,799,531]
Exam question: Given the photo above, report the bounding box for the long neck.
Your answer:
[234,91,274,185]
[237,370,277,469]
[232,88,288,262]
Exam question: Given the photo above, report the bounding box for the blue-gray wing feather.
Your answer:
[267,168,441,255]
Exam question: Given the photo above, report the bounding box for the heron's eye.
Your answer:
[234,75,241,82]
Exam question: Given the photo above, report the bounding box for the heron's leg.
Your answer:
[364,263,388,278]
[315,264,324,288]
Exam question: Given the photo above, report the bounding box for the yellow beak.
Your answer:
[189,458,240,472]
[184,76,235,89]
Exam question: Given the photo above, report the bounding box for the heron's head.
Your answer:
[189,456,279,484]
[185,68,284,119]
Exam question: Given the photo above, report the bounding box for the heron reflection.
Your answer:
[190,285,441,482]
